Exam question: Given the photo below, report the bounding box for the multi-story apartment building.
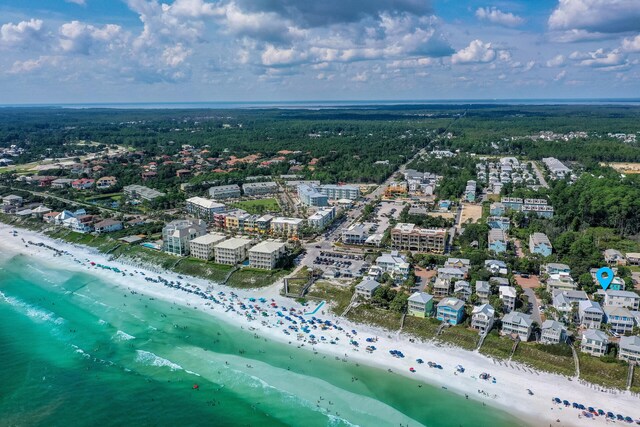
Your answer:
[214,238,253,265]
[186,197,226,221]
[162,219,207,256]
[124,185,165,202]
[316,184,360,200]
[208,184,241,200]
[189,233,227,260]
[307,207,336,230]
[270,217,304,238]
[242,182,279,196]
[248,241,287,270]
[297,184,329,207]
[390,223,447,254]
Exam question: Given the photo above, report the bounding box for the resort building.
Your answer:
[475,281,491,303]
[488,229,507,253]
[317,184,360,200]
[604,306,635,335]
[529,232,552,256]
[242,181,278,196]
[499,286,517,313]
[248,241,287,270]
[580,329,608,357]
[297,185,329,207]
[604,290,640,310]
[390,223,447,254]
[94,219,123,234]
[307,207,336,230]
[540,320,566,344]
[578,300,604,330]
[186,197,226,221]
[407,292,434,318]
[162,219,207,256]
[355,279,380,300]
[214,238,253,265]
[342,223,369,245]
[270,217,304,238]
[124,185,165,202]
[619,336,640,363]
[208,184,241,200]
[436,297,465,325]
[501,312,533,342]
[189,233,227,260]
[471,304,495,335]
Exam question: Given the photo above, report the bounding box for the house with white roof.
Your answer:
[542,263,571,276]
[604,249,626,266]
[433,277,451,298]
[546,273,577,292]
[471,304,495,335]
[484,260,508,275]
[214,237,253,265]
[376,251,410,283]
[540,320,566,344]
[501,312,533,341]
[248,241,287,270]
[619,336,640,363]
[499,286,517,313]
[580,329,608,357]
[453,280,472,301]
[578,300,604,329]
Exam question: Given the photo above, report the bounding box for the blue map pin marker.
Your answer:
[596,267,614,290]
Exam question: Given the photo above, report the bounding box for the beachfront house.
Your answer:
[484,260,508,275]
[618,336,640,363]
[604,290,640,310]
[578,300,604,330]
[488,229,507,254]
[162,219,207,256]
[355,279,380,300]
[499,286,517,313]
[471,304,495,335]
[580,329,609,357]
[94,219,123,234]
[604,249,626,266]
[433,277,451,298]
[540,320,566,344]
[2,195,23,207]
[407,292,434,317]
[436,297,464,325]
[552,290,588,314]
[529,232,552,256]
[604,306,635,335]
[453,281,472,302]
[475,281,491,303]
[501,312,533,342]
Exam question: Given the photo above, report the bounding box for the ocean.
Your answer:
[0,254,524,427]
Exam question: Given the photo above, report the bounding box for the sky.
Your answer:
[0,0,639,104]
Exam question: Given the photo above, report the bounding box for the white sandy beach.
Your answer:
[1,222,638,427]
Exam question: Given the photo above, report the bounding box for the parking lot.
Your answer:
[374,200,404,233]
[307,250,366,279]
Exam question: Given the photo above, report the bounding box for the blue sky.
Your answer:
[1,0,639,103]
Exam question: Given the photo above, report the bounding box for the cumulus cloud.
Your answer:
[65,0,87,5]
[554,70,567,80]
[451,39,496,64]
[546,54,565,67]
[58,21,125,54]
[9,55,62,74]
[0,19,46,49]
[475,7,524,27]
[570,47,628,69]
[548,0,640,34]
[622,34,640,52]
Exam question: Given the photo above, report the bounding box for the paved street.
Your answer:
[530,161,549,189]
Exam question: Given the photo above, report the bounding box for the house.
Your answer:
[475,281,491,303]
[619,336,640,363]
[96,176,117,189]
[604,290,640,310]
[580,329,608,357]
[63,216,95,233]
[489,202,505,216]
[2,195,23,207]
[71,178,95,190]
[578,300,604,329]
[499,286,517,313]
[436,297,465,325]
[189,233,227,260]
[248,241,287,270]
[543,263,571,276]
[540,320,566,344]
[407,292,434,317]
[444,258,471,274]
[214,238,253,265]
[43,211,60,223]
[501,312,533,341]
[604,249,626,266]
[485,260,508,275]
[546,273,578,292]
[51,178,74,188]
[433,277,451,298]
[487,216,510,231]
[604,306,635,335]
[488,229,507,253]
[355,279,380,300]
[529,232,552,256]
[471,304,495,334]
[31,205,52,218]
[490,277,509,287]
[162,219,207,256]
[94,219,123,234]
[376,251,410,283]
[627,253,640,266]
[552,290,588,313]
[437,267,466,282]
[453,280,472,301]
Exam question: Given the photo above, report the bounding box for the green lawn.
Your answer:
[438,325,480,351]
[347,304,402,332]
[230,198,281,214]
[578,353,629,389]
[174,258,232,283]
[512,343,575,377]
[479,331,514,360]
[226,267,288,289]
[403,316,440,341]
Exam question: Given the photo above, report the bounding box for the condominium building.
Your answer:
[307,207,335,230]
[214,238,253,265]
[124,185,166,201]
[297,184,329,207]
[242,181,278,196]
[208,184,241,200]
[270,217,304,238]
[317,184,360,200]
[189,233,227,260]
[390,223,447,254]
[186,197,226,221]
[162,219,207,256]
[248,241,287,270]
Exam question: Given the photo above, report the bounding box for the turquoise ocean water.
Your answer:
[0,254,524,426]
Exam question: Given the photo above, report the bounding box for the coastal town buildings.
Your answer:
[581,329,609,357]
[208,184,241,200]
[248,241,287,270]
[189,233,227,260]
[407,292,434,317]
[162,219,207,256]
[214,238,253,265]
[186,197,226,221]
[436,297,465,325]
[390,223,447,254]
[471,304,495,334]
[501,312,533,341]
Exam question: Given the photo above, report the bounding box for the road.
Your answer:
[523,287,543,325]
[530,161,549,189]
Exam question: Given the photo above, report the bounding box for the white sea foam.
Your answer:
[135,350,183,371]
[98,319,107,325]
[114,330,136,341]
[1,290,64,325]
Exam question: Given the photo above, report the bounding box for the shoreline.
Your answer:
[1,222,638,426]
